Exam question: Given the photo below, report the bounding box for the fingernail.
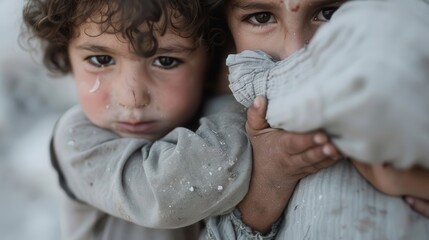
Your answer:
[314,134,327,144]
[253,97,261,109]
[323,145,332,156]
[405,197,413,204]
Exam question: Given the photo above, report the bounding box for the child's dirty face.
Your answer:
[68,21,208,140]
[227,0,345,59]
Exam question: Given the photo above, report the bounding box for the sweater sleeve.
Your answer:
[204,209,281,240]
[52,96,252,229]
[227,0,429,169]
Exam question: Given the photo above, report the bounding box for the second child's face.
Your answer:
[227,0,345,60]
[69,21,208,140]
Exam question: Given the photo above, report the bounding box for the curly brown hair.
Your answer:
[205,0,233,50]
[22,0,216,75]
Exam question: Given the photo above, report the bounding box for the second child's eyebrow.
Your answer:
[233,0,345,11]
[232,0,278,10]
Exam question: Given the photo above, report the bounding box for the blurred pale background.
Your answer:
[0,1,77,239]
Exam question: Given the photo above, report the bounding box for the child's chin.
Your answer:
[115,130,160,141]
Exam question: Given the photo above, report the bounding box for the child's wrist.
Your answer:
[401,166,429,199]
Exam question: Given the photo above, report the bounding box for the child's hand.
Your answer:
[352,160,429,200]
[246,96,342,183]
[405,196,429,218]
[353,160,429,218]
[351,161,404,196]
[237,96,342,233]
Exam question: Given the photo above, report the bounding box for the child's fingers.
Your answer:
[299,145,327,165]
[314,157,339,170]
[299,157,339,175]
[322,143,342,160]
[246,96,269,132]
[246,96,334,155]
[287,143,341,169]
[277,131,328,155]
[288,145,327,166]
[405,196,429,218]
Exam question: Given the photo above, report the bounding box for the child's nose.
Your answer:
[115,72,150,109]
[279,29,313,60]
[279,36,308,60]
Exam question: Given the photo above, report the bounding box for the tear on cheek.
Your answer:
[89,75,101,93]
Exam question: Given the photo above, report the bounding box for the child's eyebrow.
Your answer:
[156,44,195,55]
[308,0,347,7]
[233,0,345,10]
[75,44,115,54]
[76,43,195,55]
[232,0,278,11]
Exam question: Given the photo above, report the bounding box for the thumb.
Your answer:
[246,96,269,132]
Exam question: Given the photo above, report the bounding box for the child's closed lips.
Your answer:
[114,120,159,135]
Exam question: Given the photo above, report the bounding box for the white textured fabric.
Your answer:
[277,160,429,240]
[228,0,429,168]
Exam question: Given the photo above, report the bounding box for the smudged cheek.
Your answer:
[165,88,202,123]
[77,82,113,128]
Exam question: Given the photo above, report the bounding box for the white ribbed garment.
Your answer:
[212,1,429,239]
[228,0,429,169]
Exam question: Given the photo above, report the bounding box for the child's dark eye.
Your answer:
[153,56,182,69]
[246,12,276,25]
[87,55,115,67]
[314,7,339,22]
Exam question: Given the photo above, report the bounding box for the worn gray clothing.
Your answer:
[228,0,429,169]
[207,160,429,240]
[52,95,252,239]
[59,192,201,240]
[206,0,429,239]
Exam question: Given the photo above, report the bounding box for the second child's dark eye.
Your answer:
[87,55,115,67]
[254,13,271,23]
[314,7,339,22]
[247,12,276,25]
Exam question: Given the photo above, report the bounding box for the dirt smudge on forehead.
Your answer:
[284,0,300,12]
